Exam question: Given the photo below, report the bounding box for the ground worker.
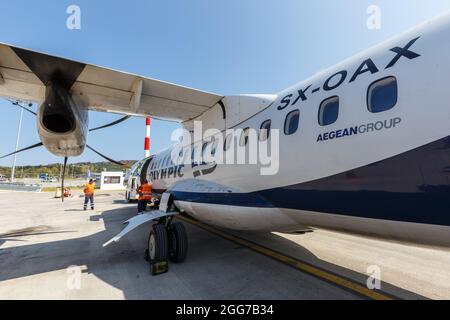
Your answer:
[83,179,95,211]
[137,179,152,214]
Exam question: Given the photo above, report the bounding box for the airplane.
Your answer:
[1,11,449,269]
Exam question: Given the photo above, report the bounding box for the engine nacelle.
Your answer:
[37,82,88,157]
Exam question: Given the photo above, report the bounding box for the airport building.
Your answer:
[93,171,125,191]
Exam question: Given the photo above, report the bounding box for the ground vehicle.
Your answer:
[39,173,57,183]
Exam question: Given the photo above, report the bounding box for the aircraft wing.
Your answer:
[0,43,223,122]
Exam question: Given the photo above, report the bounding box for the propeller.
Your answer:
[1,100,130,162]
[6,100,37,116]
[0,142,44,160]
[89,115,131,132]
[5,99,131,132]
[86,145,128,167]
[1,100,132,200]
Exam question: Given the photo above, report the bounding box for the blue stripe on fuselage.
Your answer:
[172,135,450,227]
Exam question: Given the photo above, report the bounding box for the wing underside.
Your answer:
[0,43,223,122]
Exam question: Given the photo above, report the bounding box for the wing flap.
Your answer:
[103,211,179,247]
[74,64,221,120]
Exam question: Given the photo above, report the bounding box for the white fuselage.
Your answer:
[128,13,450,247]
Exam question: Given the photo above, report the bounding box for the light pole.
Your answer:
[11,108,24,183]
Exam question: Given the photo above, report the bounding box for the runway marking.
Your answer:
[178,215,394,300]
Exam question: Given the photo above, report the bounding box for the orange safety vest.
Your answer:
[83,183,95,196]
[138,183,152,201]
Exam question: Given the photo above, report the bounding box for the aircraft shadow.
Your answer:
[0,205,428,300]
[229,230,428,300]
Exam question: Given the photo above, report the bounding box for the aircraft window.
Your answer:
[259,120,271,141]
[319,96,339,126]
[202,138,218,158]
[224,134,232,151]
[211,139,218,157]
[284,110,300,135]
[180,148,188,164]
[202,142,208,154]
[239,127,250,146]
[202,141,210,160]
[191,145,198,163]
[367,76,398,113]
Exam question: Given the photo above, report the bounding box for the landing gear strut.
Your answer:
[145,217,188,275]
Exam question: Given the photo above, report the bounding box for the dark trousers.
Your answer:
[138,200,149,213]
[84,194,94,210]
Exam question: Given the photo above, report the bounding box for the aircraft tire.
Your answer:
[148,224,169,262]
[168,222,188,263]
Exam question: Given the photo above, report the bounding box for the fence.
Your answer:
[0,183,42,192]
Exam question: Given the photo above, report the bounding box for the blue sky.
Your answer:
[1,0,450,166]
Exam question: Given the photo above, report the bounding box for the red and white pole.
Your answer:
[145,118,151,158]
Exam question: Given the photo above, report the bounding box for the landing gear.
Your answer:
[146,223,169,275]
[145,218,188,275]
[168,222,188,263]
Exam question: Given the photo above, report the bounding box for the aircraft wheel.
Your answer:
[147,224,169,262]
[168,222,188,263]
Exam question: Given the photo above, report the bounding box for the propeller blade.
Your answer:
[0,142,44,160]
[61,156,68,203]
[86,145,127,167]
[7,99,37,116]
[89,116,131,132]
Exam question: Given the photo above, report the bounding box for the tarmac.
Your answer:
[0,190,449,300]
